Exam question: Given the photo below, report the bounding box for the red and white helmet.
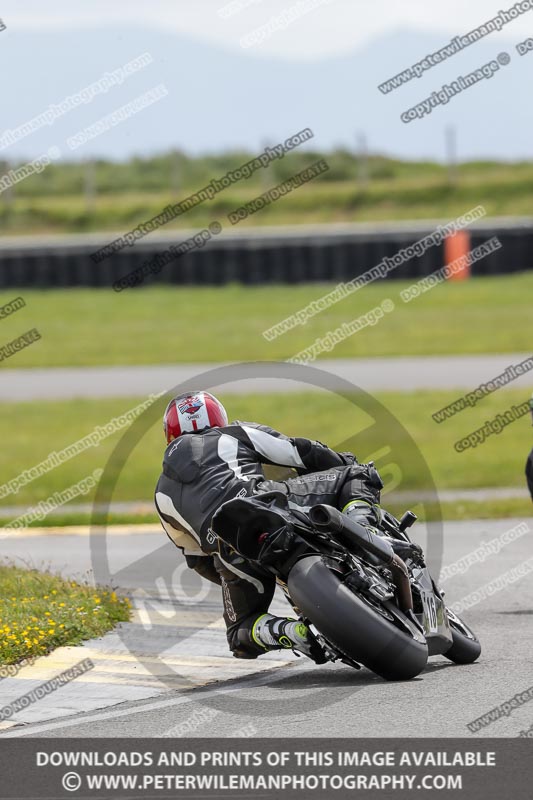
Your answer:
[163,391,228,443]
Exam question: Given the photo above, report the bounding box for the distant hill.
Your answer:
[0,25,532,161]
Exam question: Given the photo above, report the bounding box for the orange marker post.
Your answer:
[445,230,471,281]
[444,231,471,281]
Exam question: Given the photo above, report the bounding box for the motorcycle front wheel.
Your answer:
[444,607,481,664]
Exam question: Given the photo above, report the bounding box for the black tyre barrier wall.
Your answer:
[0,220,531,287]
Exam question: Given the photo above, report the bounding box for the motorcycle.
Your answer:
[212,492,481,680]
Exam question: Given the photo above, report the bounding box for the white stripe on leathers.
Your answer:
[241,425,305,468]
[155,491,203,552]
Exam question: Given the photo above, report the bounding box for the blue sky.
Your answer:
[2,1,533,161]
[5,0,533,59]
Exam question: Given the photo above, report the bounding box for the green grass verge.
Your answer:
[386,498,532,523]
[0,564,131,665]
[3,163,533,233]
[14,496,531,528]
[0,274,531,368]
[1,390,531,519]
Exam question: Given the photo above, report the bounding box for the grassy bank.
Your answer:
[0,564,131,665]
[0,274,531,368]
[0,390,531,516]
[11,496,531,527]
[3,159,533,234]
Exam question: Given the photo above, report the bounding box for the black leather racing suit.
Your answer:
[154,421,383,658]
[526,448,533,501]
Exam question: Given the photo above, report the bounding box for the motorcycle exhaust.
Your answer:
[309,504,394,562]
[389,554,414,613]
[309,504,413,612]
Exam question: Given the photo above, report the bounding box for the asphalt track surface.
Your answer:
[1,517,532,738]
[1,354,533,400]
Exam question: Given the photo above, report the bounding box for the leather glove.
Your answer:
[339,451,357,466]
[389,539,424,564]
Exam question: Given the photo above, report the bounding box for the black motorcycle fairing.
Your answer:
[212,491,316,561]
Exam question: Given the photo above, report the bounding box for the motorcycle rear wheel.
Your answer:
[287,555,428,681]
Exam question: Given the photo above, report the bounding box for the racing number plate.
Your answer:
[421,591,439,634]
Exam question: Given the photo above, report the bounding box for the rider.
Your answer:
[154,391,384,663]
[526,394,533,501]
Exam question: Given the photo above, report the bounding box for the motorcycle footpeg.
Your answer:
[306,623,361,668]
[306,623,338,665]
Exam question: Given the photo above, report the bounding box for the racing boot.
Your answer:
[250,614,328,664]
[342,499,382,531]
[343,499,423,562]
